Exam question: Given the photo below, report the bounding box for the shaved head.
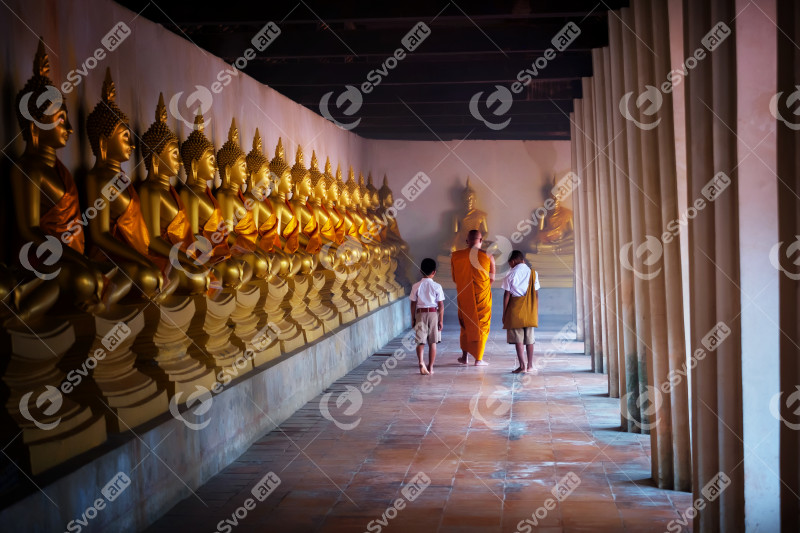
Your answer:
[467,229,482,247]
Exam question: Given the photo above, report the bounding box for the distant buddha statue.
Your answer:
[529,176,574,254]
[449,177,489,253]
[377,175,409,256]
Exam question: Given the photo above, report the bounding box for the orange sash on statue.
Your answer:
[162,186,193,251]
[257,197,282,253]
[318,205,337,243]
[345,211,360,241]
[330,206,346,244]
[202,187,232,260]
[232,191,258,254]
[304,202,322,254]
[41,159,85,253]
[451,248,492,361]
[282,200,300,254]
[106,184,169,275]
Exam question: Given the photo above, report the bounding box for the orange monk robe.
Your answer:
[330,206,347,244]
[344,211,360,242]
[282,200,300,254]
[231,191,259,255]
[318,205,337,243]
[451,248,492,361]
[41,159,85,253]
[257,198,282,253]
[102,183,170,276]
[202,187,232,261]
[161,186,194,252]
[303,203,323,254]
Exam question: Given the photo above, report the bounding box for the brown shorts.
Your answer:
[507,327,535,344]
[414,311,441,345]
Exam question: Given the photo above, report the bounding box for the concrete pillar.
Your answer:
[570,112,586,343]
[592,47,620,391]
[582,77,604,372]
[607,13,638,431]
[574,99,595,356]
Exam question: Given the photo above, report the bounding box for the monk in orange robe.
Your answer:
[451,229,495,365]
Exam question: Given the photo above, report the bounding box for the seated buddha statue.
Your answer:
[323,161,347,246]
[85,69,179,302]
[307,151,337,247]
[344,168,370,261]
[267,138,305,276]
[10,39,113,318]
[529,176,574,254]
[244,129,288,278]
[377,175,410,255]
[215,119,270,279]
[177,113,251,288]
[289,146,322,273]
[136,94,209,294]
[449,177,489,252]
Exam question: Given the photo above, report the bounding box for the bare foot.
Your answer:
[457,356,467,365]
[474,360,489,366]
[511,367,525,374]
[429,368,435,375]
[419,363,430,375]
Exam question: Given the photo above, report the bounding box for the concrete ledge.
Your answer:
[0,298,410,533]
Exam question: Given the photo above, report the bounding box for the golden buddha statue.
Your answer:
[362,173,386,249]
[268,138,305,271]
[215,118,270,279]
[308,151,337,246]
[10,39,113,318]
[289,146,322,272]
[137,94,209,294]
[244,129,289,278]
[377,175,410,255]
[324,161,347,245]
[343,168,368,254]
[529,176,574,254]
[85,69,177,302]
[178,113,251,288]
[450,177,489,252]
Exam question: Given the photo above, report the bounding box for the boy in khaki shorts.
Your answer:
[501,250,540,373]
[410,258,445,375]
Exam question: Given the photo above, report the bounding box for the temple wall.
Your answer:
[364,139,573,265]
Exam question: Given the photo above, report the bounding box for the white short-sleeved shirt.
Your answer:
[410,278,445,308]
[502,263,540,297]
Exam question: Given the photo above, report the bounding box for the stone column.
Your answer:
[574,100,594,356]
[652,0,691,491]
[634,0,673,489]
[608,13,638,431]
[570,112,586,343]
[591,47,620,391]
[621,7,651,436]
[581,77,604,372]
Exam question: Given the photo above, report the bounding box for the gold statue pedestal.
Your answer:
[525,244,575,288]
[134,298,217,408]
[287,275,324,343]
[307,272,340,333]
[187,291,242,375]
[264,278,305,354]
[96,308,170,430]
[4,320,107,475]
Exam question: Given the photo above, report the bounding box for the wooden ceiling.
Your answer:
[115,0,628,140]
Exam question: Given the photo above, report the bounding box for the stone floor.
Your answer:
[146,317,692,533]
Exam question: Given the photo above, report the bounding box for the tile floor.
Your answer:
[146,318,692,533]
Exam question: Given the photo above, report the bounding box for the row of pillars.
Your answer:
[573,0,800,530]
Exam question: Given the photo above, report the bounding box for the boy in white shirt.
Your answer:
[410,258,445,375]
[501,250,540,373]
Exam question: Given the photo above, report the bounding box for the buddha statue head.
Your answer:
[216,118,247,188]
[308,150,327,205]
[337,165,350,208]
[366,173,380,210]
[269,137,292,197]
[290,146,312,200]
[15,37,72,150]
[180,112,216,187]
[378,175,394,209]
[141,93,180,180]
[323,158,338,205]
[86,68,133,163]
[463,177,477,211]
[246,128,270,201]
